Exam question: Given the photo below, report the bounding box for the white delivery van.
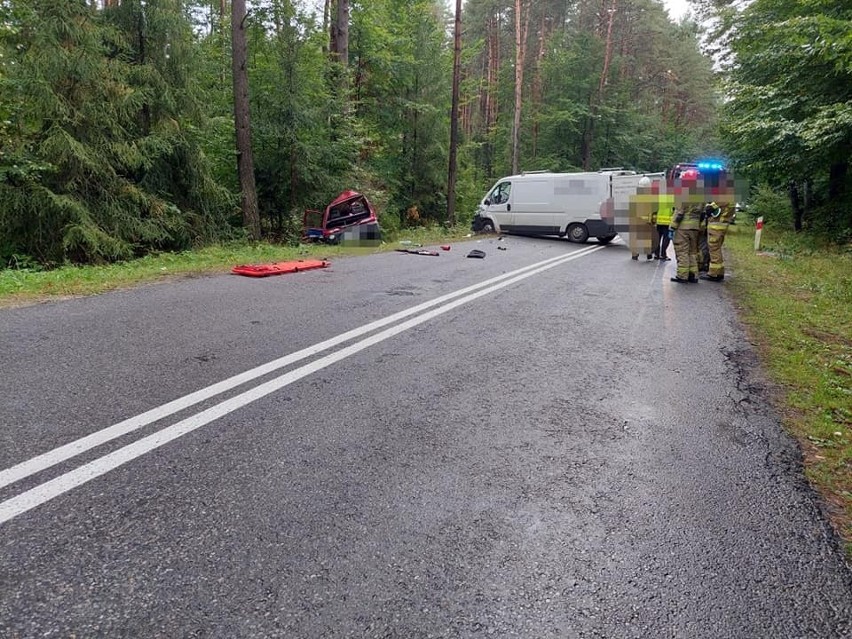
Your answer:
[471,169,662,244]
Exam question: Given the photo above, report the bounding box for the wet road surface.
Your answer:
[1,236,850,637]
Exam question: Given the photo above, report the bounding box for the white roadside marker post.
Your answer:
[754,216,764,251]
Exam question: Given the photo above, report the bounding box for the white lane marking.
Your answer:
[0,245,603,524]
[0,246,604,524]
[0,246,601,491]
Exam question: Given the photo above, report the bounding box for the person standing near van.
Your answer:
[653,190,674,260]
[629,177,655,260]
[668,188,703,283]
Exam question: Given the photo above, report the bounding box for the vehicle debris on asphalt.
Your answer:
[466,249,486,259]
[395,248,440,256]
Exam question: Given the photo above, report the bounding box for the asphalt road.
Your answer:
[1,236,850,638]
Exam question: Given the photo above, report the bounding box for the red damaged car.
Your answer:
[302,190,382,245]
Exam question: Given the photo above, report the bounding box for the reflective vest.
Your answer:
[655,195,674,226]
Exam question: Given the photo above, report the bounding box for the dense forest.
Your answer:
[0,0,849,266]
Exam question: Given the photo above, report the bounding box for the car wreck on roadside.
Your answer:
[302,190,382,246]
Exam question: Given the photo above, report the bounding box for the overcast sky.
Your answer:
[305,0,694,26]
[663,0,692,21]
[439,0,694,22]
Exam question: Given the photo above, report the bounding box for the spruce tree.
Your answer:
[0,0,232,266]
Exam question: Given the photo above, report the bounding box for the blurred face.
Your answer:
[710,180,737,206]
[672,179,703,207]
[676,171,745,206]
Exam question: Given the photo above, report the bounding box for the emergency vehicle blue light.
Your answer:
[697,161,725,171]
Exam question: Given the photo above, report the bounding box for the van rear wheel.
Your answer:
[597,234,617,245]
[567,223,589,243]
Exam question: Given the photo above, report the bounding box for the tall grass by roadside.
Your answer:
[0,225,476,307]
[726,224,852,552]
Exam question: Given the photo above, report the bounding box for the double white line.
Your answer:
[0,245,604,525]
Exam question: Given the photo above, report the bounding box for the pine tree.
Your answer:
[231,0,261,240]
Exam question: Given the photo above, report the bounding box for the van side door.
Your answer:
[511,179,553,235]
[483,181,513,231]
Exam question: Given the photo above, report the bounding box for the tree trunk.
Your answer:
[231,0,261,240]
[490,11,501,175]
[531,12,550,160]
[323,0,330,55]
[447,0,463,226]
[803,177,812,227]
[599,0,617,95]
[337,0,349,68]
[354,50,365,111]
[329,0,349,110]
[137,3,150,136]
[828,161,847,201]
[412,77,419,200]
[511,0,530,175]
[581,108,595,171]
[582,0,617,171]
[329,0,338,58]
[789,180,803,232]
[484,14,500,134]
[489,14,499,131]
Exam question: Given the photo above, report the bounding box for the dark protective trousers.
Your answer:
[656,224,671,258]
[698,227,710,273]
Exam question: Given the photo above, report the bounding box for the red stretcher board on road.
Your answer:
[232,259,330,277]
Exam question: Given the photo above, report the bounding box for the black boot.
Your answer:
[687,274,698,283]
[670,276,688,283]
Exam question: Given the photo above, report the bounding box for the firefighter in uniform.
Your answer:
[701,201,735,281]
[629,177,655,260]
[668,198,703,283]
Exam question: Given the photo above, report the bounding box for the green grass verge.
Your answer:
[0,225,477,307]
[726,224,852,552]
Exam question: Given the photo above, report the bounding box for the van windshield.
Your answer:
[489,182,511,204]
